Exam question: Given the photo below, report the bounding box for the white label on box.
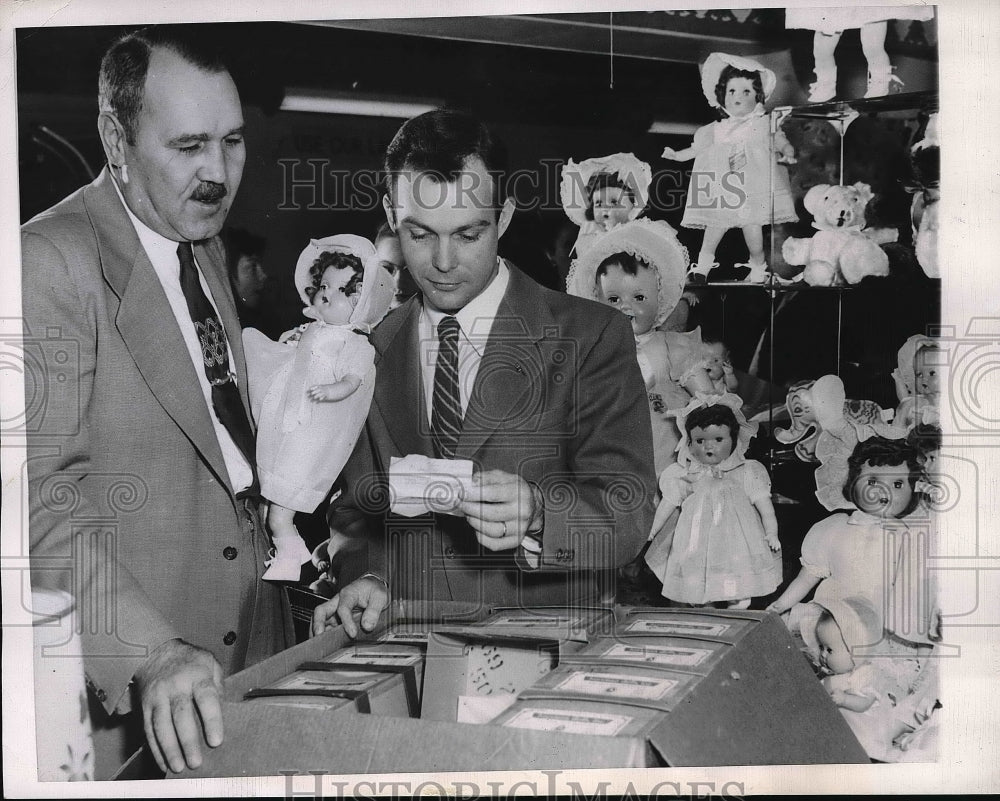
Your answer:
[504,707,632,736]
[331,650,421,666]
[556,670,678,701]
[486,614,579,627]
[623,619,730,637]
[601,642,714,667]
[379,631,431,643]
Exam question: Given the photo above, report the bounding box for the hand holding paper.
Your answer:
[388,454,474,517]
[459,469,542,552]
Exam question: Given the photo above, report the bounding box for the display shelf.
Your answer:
[776,90,938,121]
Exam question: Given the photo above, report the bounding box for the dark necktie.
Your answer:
[430,315,463,459]
[176,241,258,485]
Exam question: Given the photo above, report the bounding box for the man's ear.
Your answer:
[98,112,128,173]
[382,194,397,233]
[497,197,516,239]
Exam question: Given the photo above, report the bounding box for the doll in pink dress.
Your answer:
[566,218,715,475]
[560,152,652,259]
[243,235,393,580]
[662,52,797,283]
[644,394,782,608]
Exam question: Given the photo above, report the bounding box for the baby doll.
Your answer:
[893,335,941,433]
[767,437,937,644]
[662,53,797,283]
[560,152,652,258]
[565,218,715,474]
[644,395,782,608]
[800,597,940,762]
[243,235,394,581]
[786,6,936,102]
[700,337,739,395]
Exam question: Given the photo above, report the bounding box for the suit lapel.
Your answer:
[370,299,435,457]
[84,170,232,491]
[457,264,554,459]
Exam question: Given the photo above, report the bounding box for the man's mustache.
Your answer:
[191,183,227,203]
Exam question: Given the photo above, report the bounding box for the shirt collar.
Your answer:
[421,257,509,344]
[110,174,187,272]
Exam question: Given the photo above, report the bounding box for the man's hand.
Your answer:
[133,638,224,774]
[311,575,389,639]
[459,469,540,551]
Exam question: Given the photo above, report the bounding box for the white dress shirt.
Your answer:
[113,180,254,493]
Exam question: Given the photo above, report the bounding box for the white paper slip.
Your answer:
[623,619,730,637]
[601,642,714,668]
[389,454,474,517]
[456,693,519,724]
[555,670,678,701]
[330,650,422,666]
[485,614,579,627]
[503,707,632,736]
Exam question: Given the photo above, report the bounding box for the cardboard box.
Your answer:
[178,603,866,778]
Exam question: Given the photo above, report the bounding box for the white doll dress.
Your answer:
[645,456,782,604]
[680,112,797,231]
[244,322,376,512]
[785,6,934,34]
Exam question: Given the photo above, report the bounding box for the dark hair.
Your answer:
[842,437,923,514]
[383,108,509,215]
[584,172,634,221]
[906,423,942,466]
[595,251,648,282]
[714,65,766,111]
[99,25,229,145]
[305,251,364,303]
[222,227,266,277]
[374,221,395,244]
[684,403,740,444]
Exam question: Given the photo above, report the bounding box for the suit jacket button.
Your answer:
[444,546,456,559]
[223,631,237,646]
[556,549,565,561]
[96,688,107,702]
[566,550,575,561]
[223,546,238,560]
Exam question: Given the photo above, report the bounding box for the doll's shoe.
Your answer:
[686,261,716,284]
[738,261,770,283]
[262,535,312,582]
[807,74,836,103]
[865,68,904,99]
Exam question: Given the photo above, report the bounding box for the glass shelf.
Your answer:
[775,89,938,121]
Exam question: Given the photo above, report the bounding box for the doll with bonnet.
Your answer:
[560,152,652,258]
[662,52,797,283]
[565,218,714,474]
[243,235,394,580]
[892,334,941,434]
[644,394,782,608]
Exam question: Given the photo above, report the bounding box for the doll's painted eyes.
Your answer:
[634,294,646,302]
[605,295,620,304]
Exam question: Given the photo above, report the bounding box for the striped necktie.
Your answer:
[431,315,463,459]
[176,241,258,485]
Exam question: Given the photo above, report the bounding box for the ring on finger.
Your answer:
[502,521,507,537]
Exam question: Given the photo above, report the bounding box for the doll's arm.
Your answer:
[823,679,877,713]
[754,495,781,551]
[307,373,362,402]
[661,144,697,162]
[767,567,821,614]
[722,363,739,391]
[681,363,716,396]
[773,127,797,165]
[662,124,711,162]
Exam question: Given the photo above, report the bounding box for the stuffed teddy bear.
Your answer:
[782,182,897,286]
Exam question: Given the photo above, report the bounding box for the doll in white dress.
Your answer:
[662,53,797,283]
[644,394,782,608]
[786,6,936,102]
[893,334,942,434]
[799,596,940,762]
[566,218,715,475]
[560,152,653,259]
[243,235,393,580]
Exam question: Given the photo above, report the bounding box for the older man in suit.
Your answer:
[22,27,292,778]
[312,110,656,637]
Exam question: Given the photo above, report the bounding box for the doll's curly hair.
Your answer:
[584,172,636,221]
[714,65,766,110]
[595,251,649,282]
[684,403,740,445]
[305,250,364,303]
[842,436,923,515]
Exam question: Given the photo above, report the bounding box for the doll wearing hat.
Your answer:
[566,218,715,475]
[644,394,782,608]
[662,52,797,283]
[560,152,652,259]
[243,235,393,581]
[799,596,940,762]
